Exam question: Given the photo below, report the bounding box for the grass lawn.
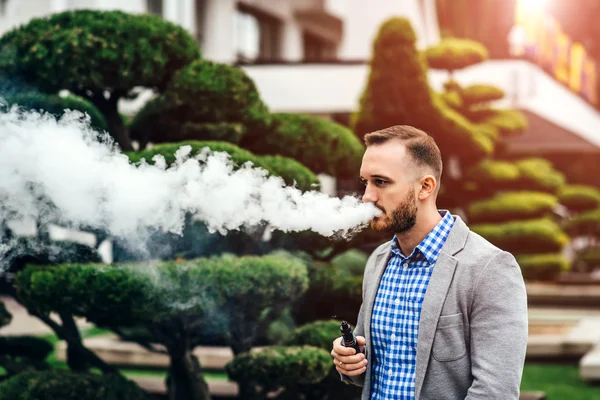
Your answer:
[522,363,600,400]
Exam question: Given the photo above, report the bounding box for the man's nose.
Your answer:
[362,185,377,203]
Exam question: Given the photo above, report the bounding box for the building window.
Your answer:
[0,0,7,15]
[147,0,163,16]
[303,32,336,61]
[195,0,206,45]
[235,5,281,63]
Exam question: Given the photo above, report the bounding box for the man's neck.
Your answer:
[395,208,443,257]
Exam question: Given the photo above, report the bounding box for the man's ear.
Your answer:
[418,175,437,200]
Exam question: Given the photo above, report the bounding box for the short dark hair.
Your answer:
[364,125,443,182]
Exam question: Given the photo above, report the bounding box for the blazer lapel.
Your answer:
[363,242,392,348]
[414,216,469,400]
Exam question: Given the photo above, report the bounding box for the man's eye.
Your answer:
[375,179,387,186]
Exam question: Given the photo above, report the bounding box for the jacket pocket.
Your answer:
[432,312,466,362]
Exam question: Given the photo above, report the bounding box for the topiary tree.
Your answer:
[561,185,600,272]
[1,92,108,132]
[425,38,489,82]
[242,112,364,180]
[15,254,308,400]
[129,60,271,149]
[0,9,201,150]
[466,159,572,281]
[0,369,151,400]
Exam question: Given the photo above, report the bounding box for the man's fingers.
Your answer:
[336,365,367,377]
[356,335,366,346]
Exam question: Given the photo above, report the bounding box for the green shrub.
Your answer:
[331,249,368,277]
[287,319,342,350]
[440,90,463,110]
[558,185,600,213]
[564,208,600,237]
[244,113,364,179]
[1,93,108,132]
[577,247,600,267]
[516,158,566,194]
[0,336,53,360]
[225,346,331,394]
[0,302,11,328]
[351,18,493,163]
[130,60,271,146]
[480,109,528,136]
[467,191,558,224]
[516,253,570,281]
[461,84,505,106]
[425,38,488,73]
[0,370,150,400]
[471,218,569,254]
[125,140,319,191]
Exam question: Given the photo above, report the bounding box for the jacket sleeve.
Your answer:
[339,301,367,387]
[465,250,528,399]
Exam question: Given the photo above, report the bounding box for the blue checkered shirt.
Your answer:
[370,210,455,399]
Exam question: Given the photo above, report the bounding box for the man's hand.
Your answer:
[331,336,368,377]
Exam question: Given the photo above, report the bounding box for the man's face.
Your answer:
[359,141,419,234]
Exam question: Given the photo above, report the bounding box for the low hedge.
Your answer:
[558,185,600,213]
[0,370,150,400]
[516,253,570,281]
[0,336,53,360]
[125,140,319,191]
[225,345,331,394]
[467,191,558,224]
[471,218,569,255]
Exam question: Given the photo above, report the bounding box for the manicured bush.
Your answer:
[558,185,600,213]
[331,249,368,277]
[225,345,331,397]
[0,336,53,361]
[1,93,108,132]
[577,247,600,268]
[471,218,569,254]
[0,302,11,328]
[244,112,364,179]
[352,18,493,163]
[564,208,600,237]
[287,320,342,350]
[129,60,271,146]
[0,9,200,149]
[0,370,150,400]
[516,253,570,281]
[480,109,528,136]
[467,191,558,224]
[125,140,319,191]
[425,38,489,74]
[461,84,504,106]
[515,158,566,194]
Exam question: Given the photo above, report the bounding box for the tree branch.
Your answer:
[112,326,168,355]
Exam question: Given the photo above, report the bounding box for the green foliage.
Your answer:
[577,247,600,267]
[467,191,558,224]
[440,90,463,110]
[125,140,319,191]
[0,370,150,400]
[351,17,493,163]
[0,302,11,328]
[558,185,600,213]
[0,10,200,94]
[471,218,569,255]
[0,336,53,361]
[244,113,364,179]
[1,93,108,132]
[465,158,565,197]
[287,320,342,351]
[516,253,570,281]
[564,208,600,237]
[331,249,368,277]
[225,346,331,395]
[425,38,488,72]
[129,60,270,146]
[460,84,504,106]
[479,109,528,136]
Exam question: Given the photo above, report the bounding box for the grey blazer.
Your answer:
[342,215,528,399]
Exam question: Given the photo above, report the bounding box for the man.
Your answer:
[331,125,528,400]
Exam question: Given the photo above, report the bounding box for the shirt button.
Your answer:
[394,298,400,305]
[403,262,409,268]
[388,369,393,375]
[391,333,396,340]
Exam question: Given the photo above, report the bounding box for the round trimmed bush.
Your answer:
[225,345,331,392]
[125,140,319,191]
[461,84,504,106]
[287,319,342,350]
[331,249,368,277]
[471,218,569,255]
[564,208,600,237]
[577,247,600,268]
[516,253,570,281]
[0,370,150,400]
[480,109,528,136]
[467,191,558,224]
[425,38,489,73]
[1,93,108,132]
[558,185,600,213]
[0,336,53,361]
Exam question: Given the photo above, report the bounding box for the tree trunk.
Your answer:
[166,351,211,400]
[60,312,89,372]
[79,90,133,151]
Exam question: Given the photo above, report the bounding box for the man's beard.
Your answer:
[371,188,418,234]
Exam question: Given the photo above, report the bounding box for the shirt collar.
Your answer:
[390,210,455,265]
